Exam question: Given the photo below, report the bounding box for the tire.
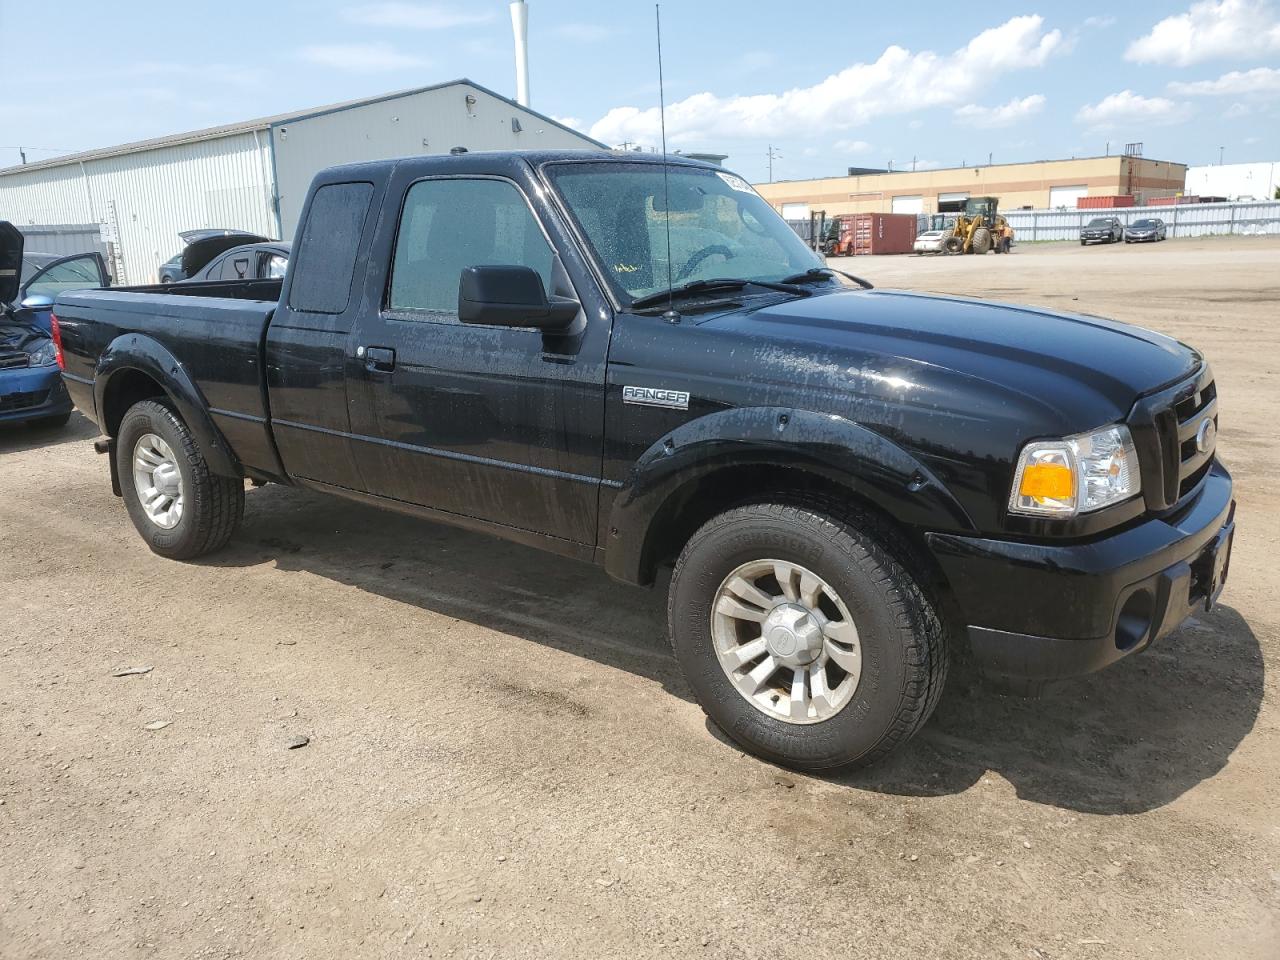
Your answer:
[970,227,991,255]
[942,236,964,255]
[1080,239,1087,246]
[116,399,244,560]
[26,412,72,429]
[667,501,947,772]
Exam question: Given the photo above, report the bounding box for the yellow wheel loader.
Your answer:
[941,197,1014,254]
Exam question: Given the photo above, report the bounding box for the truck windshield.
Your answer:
[545,161,823,305]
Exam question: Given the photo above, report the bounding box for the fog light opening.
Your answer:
[1115,589,1154,651]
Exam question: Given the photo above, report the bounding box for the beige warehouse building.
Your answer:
[755,155,1187,218]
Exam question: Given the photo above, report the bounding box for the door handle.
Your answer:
[358,345,396,372]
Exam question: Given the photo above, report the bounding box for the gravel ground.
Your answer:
[2,236,1277,959]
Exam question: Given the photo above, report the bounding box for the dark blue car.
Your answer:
[1,224,109,429]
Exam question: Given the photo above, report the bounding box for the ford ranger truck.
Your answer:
[22,151,1235,772]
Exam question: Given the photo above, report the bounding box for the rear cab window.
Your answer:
[289,182,375,314]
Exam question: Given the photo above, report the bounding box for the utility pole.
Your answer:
[1219,145,1225,165]
[911,156,917,172]
[987,151,993,166]
[19,147,27,165]
[766,144,782,182]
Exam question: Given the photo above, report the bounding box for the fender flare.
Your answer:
[603,406,975,584]
[94,332,241,478]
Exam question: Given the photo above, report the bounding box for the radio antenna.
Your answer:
[655,4,679,322]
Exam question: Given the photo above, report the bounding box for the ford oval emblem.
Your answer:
[1195,417,1216,455]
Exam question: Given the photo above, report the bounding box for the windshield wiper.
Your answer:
[629,277,811,310]
[780,267,874,290]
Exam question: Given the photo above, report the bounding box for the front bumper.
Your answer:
[0,366,72,424]
[926,462,1234,687]
[1126,233,1156,241]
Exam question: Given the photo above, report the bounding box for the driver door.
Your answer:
[16,252,110,333]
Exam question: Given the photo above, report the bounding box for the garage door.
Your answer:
[937,192,969,204]
[891,195,924,215]
[1049,185,1088,209]
[780,203,811,220]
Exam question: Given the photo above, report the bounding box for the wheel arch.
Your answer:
[603,407,975,588]
[95,334,240,478]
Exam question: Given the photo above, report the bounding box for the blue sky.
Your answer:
[1,0,1278,182]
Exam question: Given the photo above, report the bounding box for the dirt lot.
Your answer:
[2,237,1277,959]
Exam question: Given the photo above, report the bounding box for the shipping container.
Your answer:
[840,212,916,255]
[1147,195,1201,206]
[1077,195,1135,209]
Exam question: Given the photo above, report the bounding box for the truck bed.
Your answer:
[54,284,281,477]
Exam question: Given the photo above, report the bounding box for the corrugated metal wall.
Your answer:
[1003,201,1280,242]
[270,84,598,234]
[0,132,275,284]
[15,224,109,260]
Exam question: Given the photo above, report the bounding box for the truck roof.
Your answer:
[317,149,725,179]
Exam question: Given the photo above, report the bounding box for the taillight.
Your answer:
[49,312,65,370]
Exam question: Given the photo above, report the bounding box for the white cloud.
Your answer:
[552,23,612,43]
[1168,66,1280,96]
[550,115,584,130]
[588,15,1062,147]
[834,139,873,154]
[1075,90,1188,129]
[343,2,494,29]
[1084,15,1116,28]
[1225,102,1252,117]
[297,43,428,73]
[955,94,1046,128]
[1125,0,1280,66]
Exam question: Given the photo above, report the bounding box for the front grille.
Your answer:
[1127,366,1217,513]
[0,390,48,413]
[0,352,29,370]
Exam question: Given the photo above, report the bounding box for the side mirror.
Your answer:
[458,265,579,330]
[19,293,55,311]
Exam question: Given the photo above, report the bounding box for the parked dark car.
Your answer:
[1080,217,1123,244]
[25,150,1234,773]
[0,226,109,428]
[157,229,272,284]
[158,253,185,284]
[1125,218,1168,243]
[181,241,290,283]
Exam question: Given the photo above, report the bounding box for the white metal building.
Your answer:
[1185,161,1280,201]
[0,80,602,284]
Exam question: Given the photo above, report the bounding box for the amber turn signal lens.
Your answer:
[1018,462,1073,501]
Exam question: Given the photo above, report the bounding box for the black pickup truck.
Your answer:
[14,150,1234,771]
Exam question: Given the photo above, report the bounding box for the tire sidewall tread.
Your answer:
[116,399,243,560]
[668,499,946,772]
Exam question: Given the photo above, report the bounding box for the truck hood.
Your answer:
[700,287,1197,430]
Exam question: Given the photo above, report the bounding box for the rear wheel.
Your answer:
[667,501,947,771]
[970,227,992,255]
[942,236,964,255]
[116,399,244,559]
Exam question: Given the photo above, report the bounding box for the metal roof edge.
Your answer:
[0,79,604,178]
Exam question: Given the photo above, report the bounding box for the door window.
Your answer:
[264,253,288,279]
[388,178,555,316]
[24,255,105,298]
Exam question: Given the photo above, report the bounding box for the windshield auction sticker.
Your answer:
[716,172,754,194]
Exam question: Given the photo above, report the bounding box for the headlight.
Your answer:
[29,341,59,367]
[1009,424,1140,517]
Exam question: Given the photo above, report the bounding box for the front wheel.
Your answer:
[667,501,947,771]
[116,399,244,560]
